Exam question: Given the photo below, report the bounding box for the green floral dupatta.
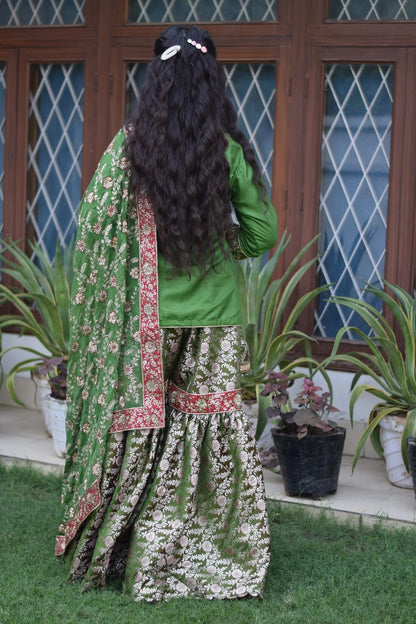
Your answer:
[56,129,164,556]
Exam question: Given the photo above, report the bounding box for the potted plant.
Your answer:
[262,371,344,499]
[236,231,331,468]
[42,361,67,458]
[327,280,416,488]
[0,238,72,448]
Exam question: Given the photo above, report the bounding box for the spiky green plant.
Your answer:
[236,232,331,438]
[326,280,416,471]
[0,238,73,404]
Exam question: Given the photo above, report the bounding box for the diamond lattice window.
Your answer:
[314,64,394,338]
[125,62,275,192]
[127,0,277,22]
[27,63,84,259]
[328,0,416,20]
[0,62,5,239]
[0,0,85,26]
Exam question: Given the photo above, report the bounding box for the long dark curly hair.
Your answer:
[124,25,265,273]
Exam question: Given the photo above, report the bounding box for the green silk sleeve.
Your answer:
[226,137,278,258]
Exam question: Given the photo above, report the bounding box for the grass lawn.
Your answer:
[1,462,416,624]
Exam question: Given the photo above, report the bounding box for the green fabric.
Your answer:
[65,327,270,600]
[57,127,277,555]
[58,131,144,551]
[158,136,278,327]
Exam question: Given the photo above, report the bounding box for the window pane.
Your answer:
[125,62,275,192]
[0,62,5,239]
[328,0,416,20]
[315,64,394,338]
[27,63,84,258]
[0,0,85,26]
[127,0,277,23]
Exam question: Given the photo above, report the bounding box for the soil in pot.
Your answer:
[271,426,346,500]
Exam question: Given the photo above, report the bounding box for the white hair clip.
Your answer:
[187,38,207,54]
[161,45,181,61]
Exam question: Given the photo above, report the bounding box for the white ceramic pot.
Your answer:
[31,373,53,436]
[243,401,279,472]
[43,395,67,458]
[379,415,413,488]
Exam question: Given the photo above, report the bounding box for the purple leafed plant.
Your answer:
[261,372,339,439]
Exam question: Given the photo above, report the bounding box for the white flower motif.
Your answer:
[202,540,212,552]
[97,393,106,406]
[240,522,250,535]
[159,459,169,472]
[239,450,248,462]
[108,311,118,324]
[130,267,140,279]
[257,499,266,511]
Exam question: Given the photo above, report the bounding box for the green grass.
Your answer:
[1,463,416,624]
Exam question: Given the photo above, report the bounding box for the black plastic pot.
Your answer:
[271,426,346,500]
[406,436,416,498]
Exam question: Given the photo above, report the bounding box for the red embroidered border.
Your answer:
[109,192,165,433]
[56,192,164,556]
[55,480,100,556]
[168,381,242,414]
